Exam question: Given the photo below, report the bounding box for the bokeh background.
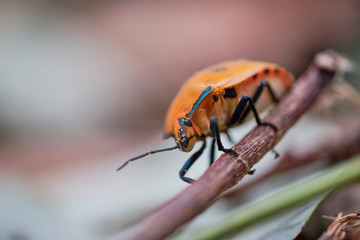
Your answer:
[0,1,359,239]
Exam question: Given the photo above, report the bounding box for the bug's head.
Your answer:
[173,118,197,152]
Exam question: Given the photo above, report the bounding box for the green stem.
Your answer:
[175,156,360,240]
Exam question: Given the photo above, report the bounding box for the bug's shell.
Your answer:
[165,59,294,137]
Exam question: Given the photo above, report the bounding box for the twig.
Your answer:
[124,50,339,240]
[318,211,360,240]
[223,123,360,198]
[178,157,360,240]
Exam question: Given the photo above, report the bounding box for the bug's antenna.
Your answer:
[117,145,179,171]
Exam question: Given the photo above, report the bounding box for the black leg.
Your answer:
[210,117,238,155]
[238,80,279,124]
[271,149,280,159]
[262,80,279,103]
[228,95,249,126]
[229,94,277,131]
[209,138,216,166]
[248,169,256,175]
[179,141,206,183]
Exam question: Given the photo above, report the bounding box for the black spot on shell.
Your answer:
[224,88,236,98]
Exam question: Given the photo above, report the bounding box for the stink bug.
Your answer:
[118,60,294,183]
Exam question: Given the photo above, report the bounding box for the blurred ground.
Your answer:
[0,1,359,239]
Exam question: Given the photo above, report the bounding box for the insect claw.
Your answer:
[261,121,278,132]
[271,149,280,159]
[223,148,238,156]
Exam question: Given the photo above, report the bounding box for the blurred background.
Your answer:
[0,1,359,239]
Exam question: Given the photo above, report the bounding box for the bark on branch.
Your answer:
[124,50,339,240]
[224,123,360,199]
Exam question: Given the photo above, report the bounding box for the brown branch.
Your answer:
[124,50,339,240]
[223,123,360,198]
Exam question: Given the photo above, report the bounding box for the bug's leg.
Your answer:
[229,94,277,131]
[179,141,206,184]
[238,80,279,124]
[259,80,279,102]
[271,149,280,159]
[228,94,251,126]
[228,81,279,157]
[210,117,238,155]
[209,138,216,166]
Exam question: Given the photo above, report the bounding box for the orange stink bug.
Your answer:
[118,60,294,183]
